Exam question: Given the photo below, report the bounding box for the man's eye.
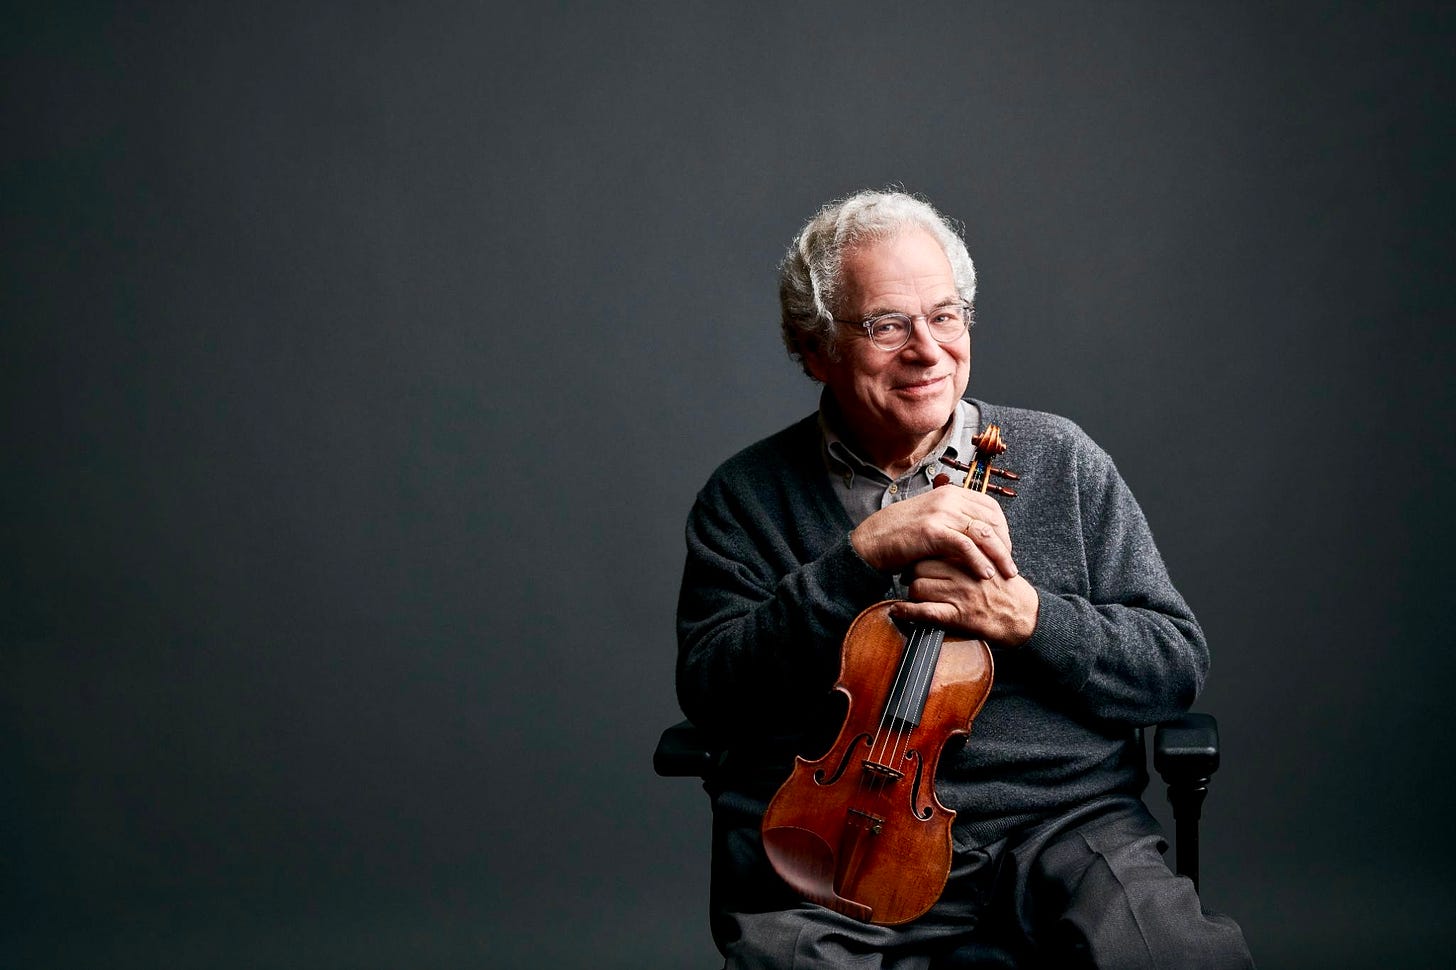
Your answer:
[871,318,907,337]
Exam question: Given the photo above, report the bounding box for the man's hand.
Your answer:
[892,559,1040,647]
[850,487,1016,580]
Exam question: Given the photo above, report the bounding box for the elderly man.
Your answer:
[676,190,1253,968]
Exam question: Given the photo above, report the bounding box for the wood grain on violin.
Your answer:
[760,426,1014,925]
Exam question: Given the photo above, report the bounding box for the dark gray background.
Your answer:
[4,3,1452,968]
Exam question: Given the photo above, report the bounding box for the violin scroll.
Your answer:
[932,424,1019,497]
[971,425,1005,457]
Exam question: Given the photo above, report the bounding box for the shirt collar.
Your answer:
[819,392,969,483]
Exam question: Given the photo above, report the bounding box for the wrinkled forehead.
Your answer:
[836,227,958,317]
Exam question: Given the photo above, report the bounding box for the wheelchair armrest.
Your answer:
[1153,712,1219,784]
[655,714,1222,784]
[1152,712,1219,890]
[653,719,724,778]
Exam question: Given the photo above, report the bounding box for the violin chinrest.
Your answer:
[762,823,875,922]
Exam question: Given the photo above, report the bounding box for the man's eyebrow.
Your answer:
[858,297,963,319]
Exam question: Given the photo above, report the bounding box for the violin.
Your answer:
[760,425,1018,925]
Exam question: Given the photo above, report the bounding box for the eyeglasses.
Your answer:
[834,303,972,352]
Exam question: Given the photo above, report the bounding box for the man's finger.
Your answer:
[948,531,998,580]
[946,521,1016,579]
[889,600,958,627]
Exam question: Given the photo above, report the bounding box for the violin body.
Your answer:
[760,601,994,925]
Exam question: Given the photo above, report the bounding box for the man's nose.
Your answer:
[899,316,941,356]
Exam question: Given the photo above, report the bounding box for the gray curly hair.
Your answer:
[778,189,977,377]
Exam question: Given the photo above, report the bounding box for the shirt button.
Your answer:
[888,483,899,494]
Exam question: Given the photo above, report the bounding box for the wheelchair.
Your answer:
[654,713,1220,969]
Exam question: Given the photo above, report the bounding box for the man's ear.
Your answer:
[802,341,831,383]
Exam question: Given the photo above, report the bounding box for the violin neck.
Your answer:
[883,621,945,728]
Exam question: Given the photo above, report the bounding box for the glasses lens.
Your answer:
[927,305,967,342]
[867,314,912,350]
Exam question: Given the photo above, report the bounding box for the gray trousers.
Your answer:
[709,791,1253,970]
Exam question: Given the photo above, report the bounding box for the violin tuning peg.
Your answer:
[932,474,951,488]
[990,466,1020,480]
[986,484,1017,498]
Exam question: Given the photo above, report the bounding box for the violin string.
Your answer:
[879,622,939,796]
[881,623,928,765]
[871,620,917,760]
[866,617,921,797]
[889,618,942,791]
[895,623,940,779]
[881,624,925,774]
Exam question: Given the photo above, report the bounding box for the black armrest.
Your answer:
[1152,712,1219,890]
[657,715,1222,783]
[653,719,724,778]
[1153,712,1219,783]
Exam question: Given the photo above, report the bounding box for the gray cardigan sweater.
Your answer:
[676,399,1208,846]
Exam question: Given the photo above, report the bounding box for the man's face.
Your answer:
[805,228,971,461]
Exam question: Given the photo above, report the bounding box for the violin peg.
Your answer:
[932,474,951,488]
[990,466,1020,481]
[987,484,1017,498]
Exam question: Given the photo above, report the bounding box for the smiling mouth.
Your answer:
[895,375,947,392]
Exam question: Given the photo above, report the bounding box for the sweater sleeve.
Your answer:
[675,471,893,742]
[1016,431,1208,727]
